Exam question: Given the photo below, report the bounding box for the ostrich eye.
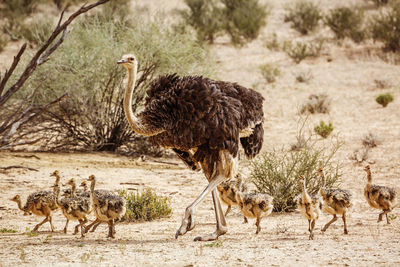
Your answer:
[129,57,134,61]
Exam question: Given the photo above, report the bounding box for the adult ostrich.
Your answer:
[117,54,264,241]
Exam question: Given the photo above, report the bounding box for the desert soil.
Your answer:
[1,0,400,266]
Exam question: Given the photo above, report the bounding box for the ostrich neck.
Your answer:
[301,180,309,200]
[54,186,62,207]
[70,184,76,197]
[366,170,372,183]
[90,179,99,206]
[15,199,24,211]
[123,65,161,137]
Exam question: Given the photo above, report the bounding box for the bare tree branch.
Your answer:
[0,0,110,107]
[0,43,27,97]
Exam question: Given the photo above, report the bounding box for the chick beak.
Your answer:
[117,59,126,64]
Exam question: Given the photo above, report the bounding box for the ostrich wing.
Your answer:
[141,74,264,158]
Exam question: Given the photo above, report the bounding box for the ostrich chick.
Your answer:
[53,179,91,238]
[364,165,397,224]
[85,175,126,238]
[217,173,249,223]
[235,191,273,234]
[10,191,58,232]
[318,168,352,234]
[297,175,322,240]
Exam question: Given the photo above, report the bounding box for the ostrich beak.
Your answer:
[117,59,126,64]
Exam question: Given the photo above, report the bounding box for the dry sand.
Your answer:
[1,0,400,266]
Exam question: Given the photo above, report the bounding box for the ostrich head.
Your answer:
[87,174,96,181]
[80,181,87,188]
[117,54,137,70]
[364,165,370,172]
[317,168,323,174]
[50,170,59,177]
[10,195,21,202]
[63,178,75,187]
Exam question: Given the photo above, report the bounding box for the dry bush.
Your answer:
[180,0,223,43]
[324,7,366,43]
[222,0,268,45]
[119,188,172,222]
[181,0,268,45]
[371,5,400,52]
[349,147,369,163]
[362,132,381,148]
[284,1,322,35]
[295,71,313,83]
[283,39,324,63]
[0,33,9,52]
[365,0,390,7]
[259,63,280,83]
[265,33,280,51]
[300,93,330,114]
[251,136,342,212]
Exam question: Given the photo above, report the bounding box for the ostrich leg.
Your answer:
[176,150,236,241]
[175,174,226,239]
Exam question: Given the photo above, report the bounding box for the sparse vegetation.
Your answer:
[314,121,334,138]
[221,0,268,45]
[324,7,366,43]
[371,5,400,52]
[366,0,390,7]
[375,93,394,107]
[284,1,322,35]
[18,17,54,46]
[284,39,324,63]
[265,33,280,51]
[349,147,369,163]
[179,0,223,43]
[362,132,380,148]
[259,63,280,83]
[251,136,342,212]
[6,11,212,152]
[204,240,223,247]
[119,188,172,222]
[300,93,330,114]
[0,228,17,233]
[25,227,39,237]
[181,0,268,45]
[0,34,9,52]
[295,71,313,83]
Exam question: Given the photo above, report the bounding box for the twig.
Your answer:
[0,166,39,172]
[152,160,180,166]
[0,44,27,97]
[0,0,110,107]
[14,155,41,160]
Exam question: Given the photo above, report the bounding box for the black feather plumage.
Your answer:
[140,74,264,164]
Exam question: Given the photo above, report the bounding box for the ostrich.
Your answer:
[117,54,264,241]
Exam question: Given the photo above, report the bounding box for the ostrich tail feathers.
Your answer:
[240,123,264,159]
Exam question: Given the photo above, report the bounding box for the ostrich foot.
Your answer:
[193,226,227,242]
[175,213,196,239]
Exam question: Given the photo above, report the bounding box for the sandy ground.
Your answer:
[1,0,400,266]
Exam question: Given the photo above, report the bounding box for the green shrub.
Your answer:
[0,228,17,233]
[259,63,280,83]
[180,0,223,43]
[284,39,324,63]
[181,0,268,45]
[314,121,334,138]
[119,188,172,221]
[250,137,342,212]
[284,1,322,35]
[371,5,400,51]
[221,0,268,45]
[324,7,366,43]
[375,93,394,107]
[10,12,213,152]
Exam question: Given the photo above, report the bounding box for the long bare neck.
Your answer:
[54,186,62,207]
[70,183,76,197]
[319,172,327,197]
[14,199,24,211]
[366,170,372,184]
[90,179,99,205]
[123,64,162,137]
[301,179,310,201]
